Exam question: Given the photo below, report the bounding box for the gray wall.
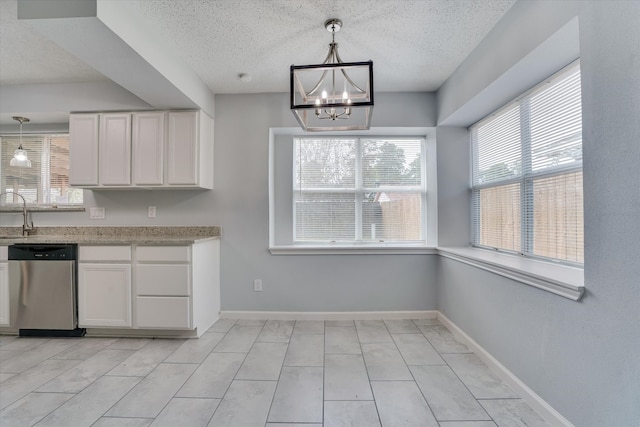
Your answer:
[213,92,439,311]
[435,126,470,247]
[2,92,440,312]
[436,1,640,426]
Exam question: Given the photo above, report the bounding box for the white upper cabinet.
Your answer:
[69,113,100,186]
[167,110,214,189]
[99,113,132,186]
[70,110,213,189]
[167,111,198,186]
[133,112,165,186]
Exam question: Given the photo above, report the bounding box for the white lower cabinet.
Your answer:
[78,246,132,328]
[78,264,132,328]
[0,261,9,327]
[135,245,192,329]
[77,240,219,335]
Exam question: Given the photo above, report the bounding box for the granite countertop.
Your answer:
[0,226,220,246]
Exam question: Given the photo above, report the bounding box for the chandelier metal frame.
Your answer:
[290,19,374,131]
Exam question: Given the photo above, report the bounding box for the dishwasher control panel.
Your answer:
[9,244,77,261]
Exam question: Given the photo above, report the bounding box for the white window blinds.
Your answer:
[0,134,83,205]
[471,61,583,264]
[294,137,425,243]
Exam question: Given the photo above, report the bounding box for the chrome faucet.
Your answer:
[0,191,35,236]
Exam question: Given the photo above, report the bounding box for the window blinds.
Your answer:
[294,137,425,243]
[0,135,82,205]
[471,62,583,264]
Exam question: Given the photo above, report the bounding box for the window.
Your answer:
[471,61,583,264]
[0,134,83,205]
[294,137,426,243]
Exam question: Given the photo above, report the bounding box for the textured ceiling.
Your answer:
[0,0,106,84]
[0,0,516,93]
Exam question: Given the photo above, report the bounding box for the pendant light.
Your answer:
[290,19,374,131]
[9,116,32,168]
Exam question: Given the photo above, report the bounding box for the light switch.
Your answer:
[148,206,157,218]
[90,207,105,219]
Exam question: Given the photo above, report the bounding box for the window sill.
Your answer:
[269,245,584,300]
[438,246,584,301]
[0,206,86,213]
[269,244,438,255]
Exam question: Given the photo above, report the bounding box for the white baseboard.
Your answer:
[437,312,574,427]
[84,328,201,339]
[220,310,438,321]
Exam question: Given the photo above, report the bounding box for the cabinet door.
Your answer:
[167,111,198,185]
[0,263,8,327]
[99,113,131,186]
[133,112,165,185]
[78,263,131,327]
[69,114,99,186]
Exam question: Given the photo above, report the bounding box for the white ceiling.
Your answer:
[0,0,516,123]
[0,0,106,84]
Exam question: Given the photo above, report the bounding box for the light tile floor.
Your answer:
[0,318,550,427]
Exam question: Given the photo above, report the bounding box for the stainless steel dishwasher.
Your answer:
[8,244,85,336]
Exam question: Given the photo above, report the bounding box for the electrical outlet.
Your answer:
[148,206,157,218]
[254,279,262,292]
[89,207,105,219]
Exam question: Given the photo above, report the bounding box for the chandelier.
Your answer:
[9,116,32,168]
[290,19,374,131]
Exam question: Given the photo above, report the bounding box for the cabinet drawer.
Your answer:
[136,264,190,296]
[136,297,191,329]
[79,246,132,262]
[136,246,190,262]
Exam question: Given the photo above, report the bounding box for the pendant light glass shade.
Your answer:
[10,117,32,168]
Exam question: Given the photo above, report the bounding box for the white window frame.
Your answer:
[293,136,428,244]
[269,127,438,254]
[0,133,83,207]
[470,60,583,266]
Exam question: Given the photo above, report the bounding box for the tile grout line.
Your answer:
[415,319,498,425]
[6,338,93,417]
[200,319,239,426]
[322,321,326,426]
[95,337,189,423]
[0,318,550,427]
[407,318,450,425]
[121,331,222,424]
[264,320,295,425]
[207,319,265,425]
[355,320,384,427]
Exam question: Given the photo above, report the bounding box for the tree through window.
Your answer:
[294,137,426,243]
